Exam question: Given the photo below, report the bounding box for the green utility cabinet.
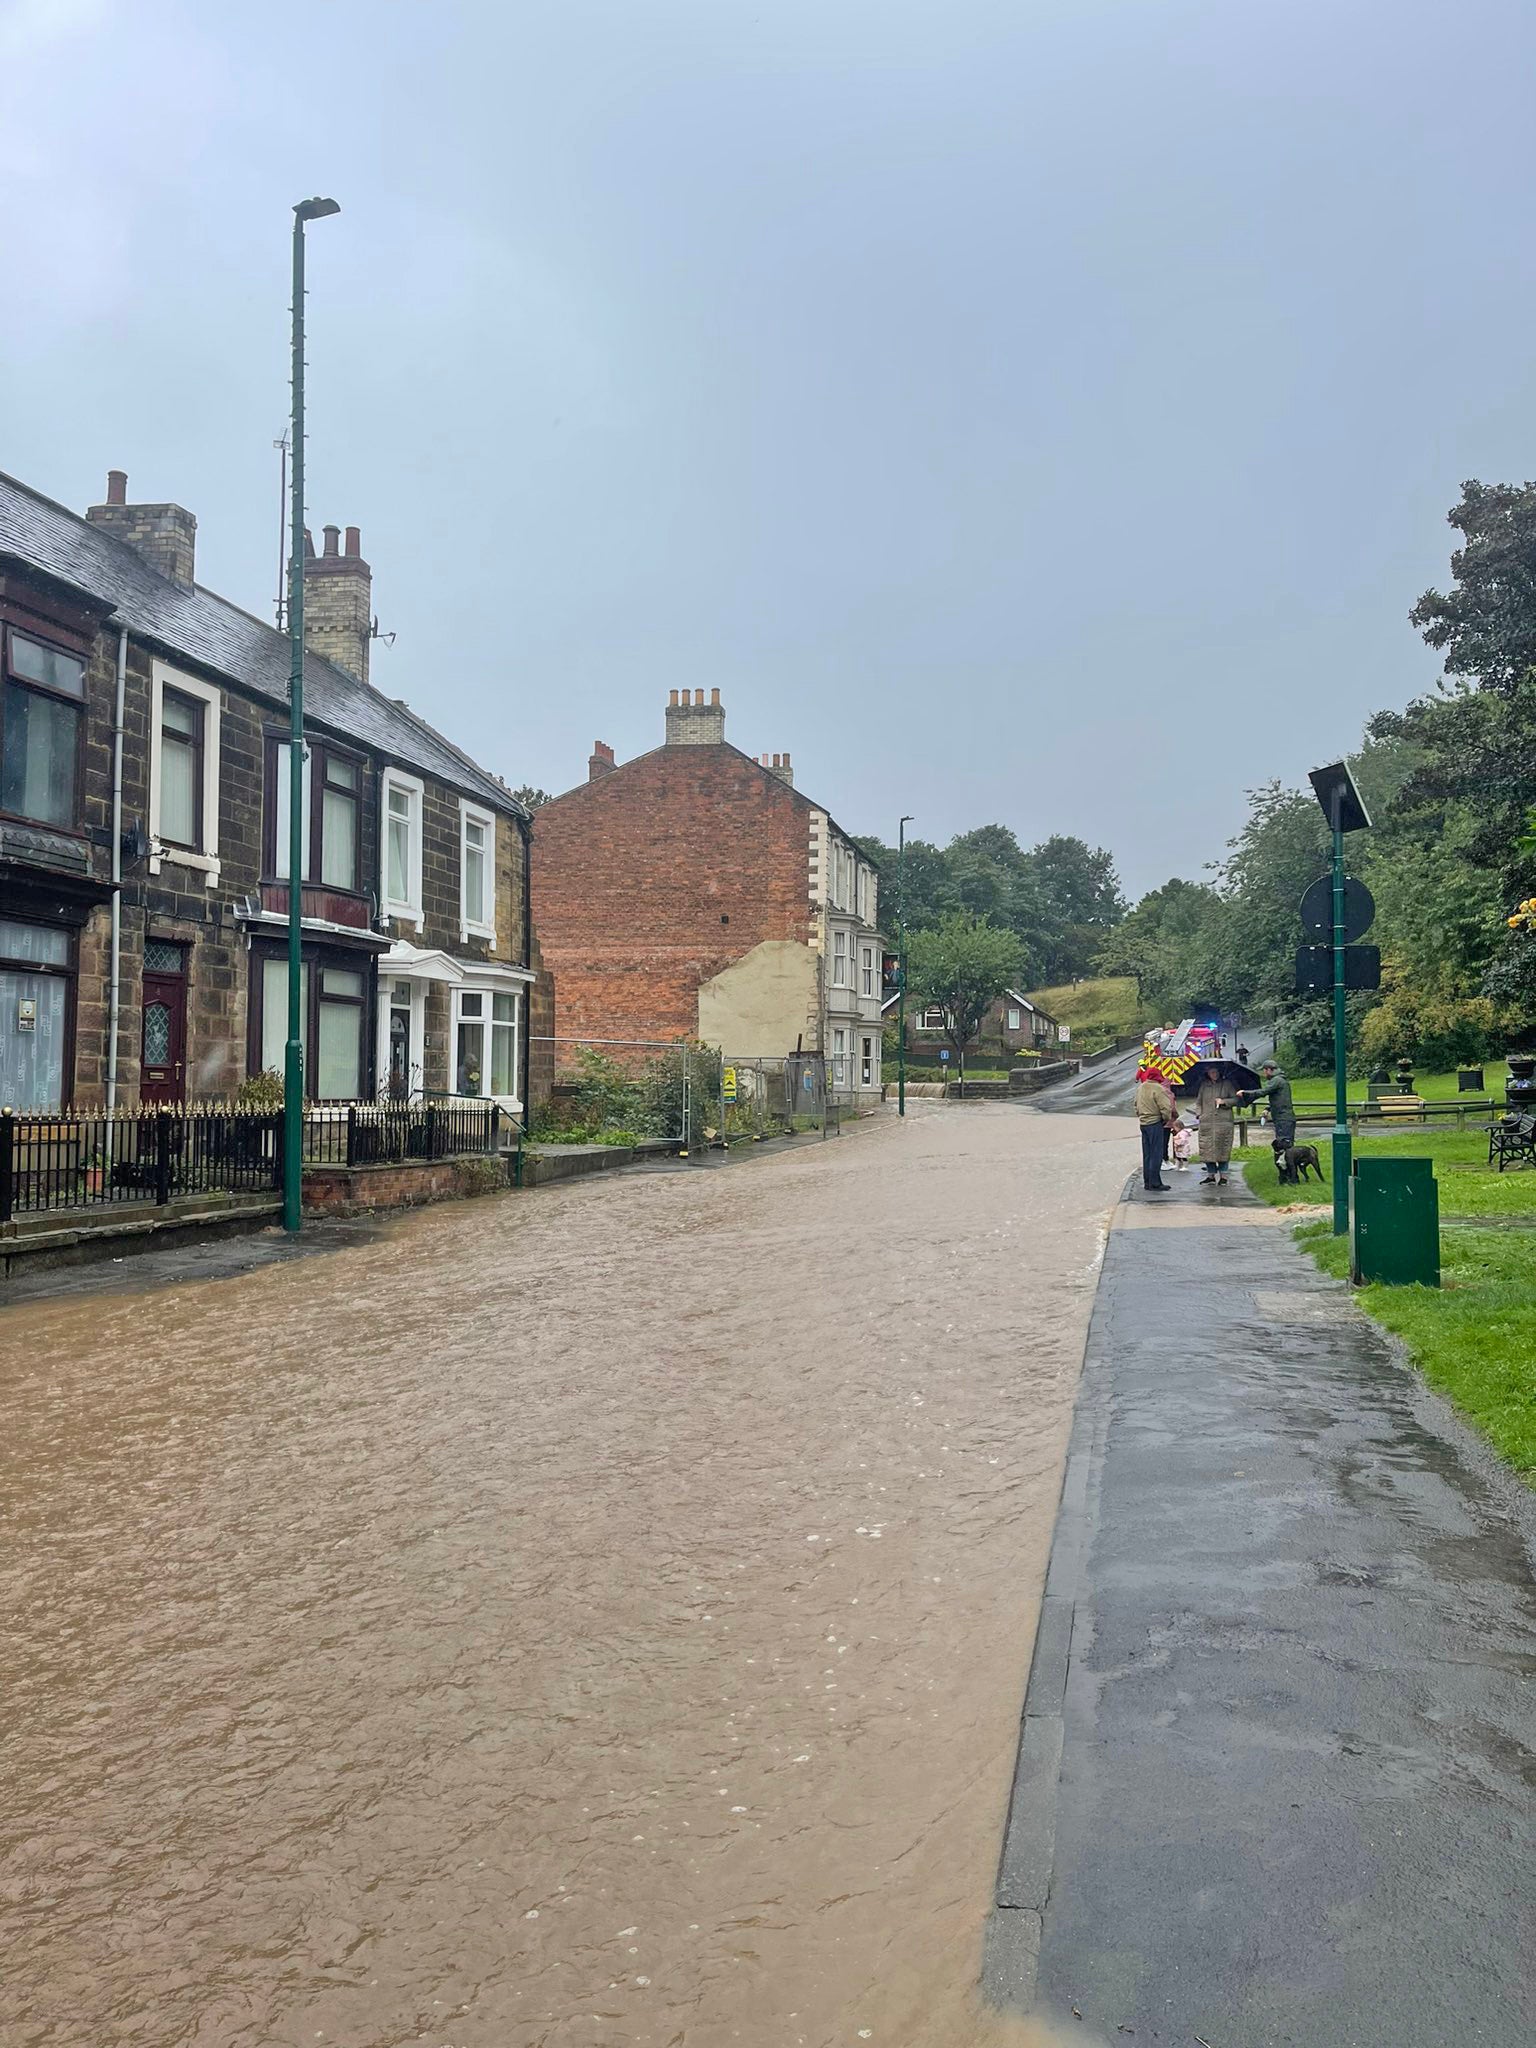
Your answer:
[1351,1156,1440,1288]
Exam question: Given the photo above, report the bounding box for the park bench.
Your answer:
[1488,1113,1536,1172]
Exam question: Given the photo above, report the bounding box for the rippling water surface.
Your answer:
[1,1102,1129,2047]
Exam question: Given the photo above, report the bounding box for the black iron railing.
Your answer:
[0,1105,282,1222]
[0,1096,504,1222]
[303,1098,502,1167]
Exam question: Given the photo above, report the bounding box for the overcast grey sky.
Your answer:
[5,0,1532,894]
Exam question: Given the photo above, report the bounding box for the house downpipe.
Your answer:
[106,625,128,1113]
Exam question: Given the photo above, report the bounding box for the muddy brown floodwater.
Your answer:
[1,1101,1130,2048]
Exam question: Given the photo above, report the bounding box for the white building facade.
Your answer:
[809,809,884,1106]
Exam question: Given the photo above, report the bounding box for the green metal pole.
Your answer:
[897,816,911,1117]
[1331,793,1351,1235]
[283,209,307,1233]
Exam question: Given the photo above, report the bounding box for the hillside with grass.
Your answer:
[1026,975,1144,1046]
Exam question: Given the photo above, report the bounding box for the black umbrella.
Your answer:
[1173,1058,1261,1102]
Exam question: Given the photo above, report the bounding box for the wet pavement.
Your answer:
[992,1168,1536,2044]
[0,1100,1130,2048]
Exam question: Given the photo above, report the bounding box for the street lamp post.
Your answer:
[283,196,341,1234]
[897,816,913,1118]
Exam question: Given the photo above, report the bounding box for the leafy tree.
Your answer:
[855,834,957,932]
[1410,480,1536,698]
[512,784,552,811]
[946,826,1053,976]
[903,913,1023,1077]
[1097,877,1221,1016]
[1028,836,1127,982]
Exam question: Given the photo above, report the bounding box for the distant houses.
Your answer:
[889,987,1068,1066]
[530,691,886,1104]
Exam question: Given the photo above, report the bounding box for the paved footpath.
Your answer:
[989,1168,1536,2047]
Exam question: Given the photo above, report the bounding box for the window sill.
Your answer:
[385,905,426,932]
[459,926,497,950]
[150,847,221,888]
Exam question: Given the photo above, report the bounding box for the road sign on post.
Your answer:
[1295,944,1380,994]
[1300,874,1374,945]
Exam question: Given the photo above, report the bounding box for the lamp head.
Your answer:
[294,196,341,223]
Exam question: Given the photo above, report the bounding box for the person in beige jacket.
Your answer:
[1135,1066,1177,1192]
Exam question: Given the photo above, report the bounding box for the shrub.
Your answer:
[573,1046,642,1131]
[236,1068,284,1111]
[1357,986,1506,1073]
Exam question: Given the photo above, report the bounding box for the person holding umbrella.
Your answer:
[1194,1062,1236,1186]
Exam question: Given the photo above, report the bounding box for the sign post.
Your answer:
[1307,763,1372,1237]
[897,815,913,1118]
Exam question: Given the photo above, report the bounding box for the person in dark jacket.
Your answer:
[1231,1060,1295,1147]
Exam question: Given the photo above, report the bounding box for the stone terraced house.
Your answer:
[0,467,551,1116]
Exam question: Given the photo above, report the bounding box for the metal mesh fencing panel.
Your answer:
[529,1038,716,1150]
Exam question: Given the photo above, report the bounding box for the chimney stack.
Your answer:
[763,750,794,787]
[589,739,617,780]
[664,686,726,746]
[86,470,197,588]
[303,520,373,682]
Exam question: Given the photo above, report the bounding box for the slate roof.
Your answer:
[0,470,524,820]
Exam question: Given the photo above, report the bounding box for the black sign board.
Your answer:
[1295,944,1381,994]
[1299,874,1375,944]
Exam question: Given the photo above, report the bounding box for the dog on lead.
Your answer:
[1273,1139,1323,1185]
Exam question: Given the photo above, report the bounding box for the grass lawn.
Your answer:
[1237,1127,1536,1219]
[1294,1219,1536,1479]
[1286,1061,1508,1108]
[1026,975,1142,1036]
[1232,1128,1536,1479]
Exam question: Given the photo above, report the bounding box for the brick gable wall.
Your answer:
[530,746,812,1045]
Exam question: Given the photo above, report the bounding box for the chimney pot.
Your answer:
[710,687,721,706]
[664,685,726,746]
[345,525,361,557]
[106,469,127,505]
[322,523,340,556]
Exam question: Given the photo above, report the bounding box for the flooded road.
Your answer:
[1,1102,1130,2048]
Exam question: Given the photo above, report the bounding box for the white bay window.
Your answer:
[454,985,520,1101]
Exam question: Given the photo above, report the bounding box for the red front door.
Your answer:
[141,971,187,1104]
